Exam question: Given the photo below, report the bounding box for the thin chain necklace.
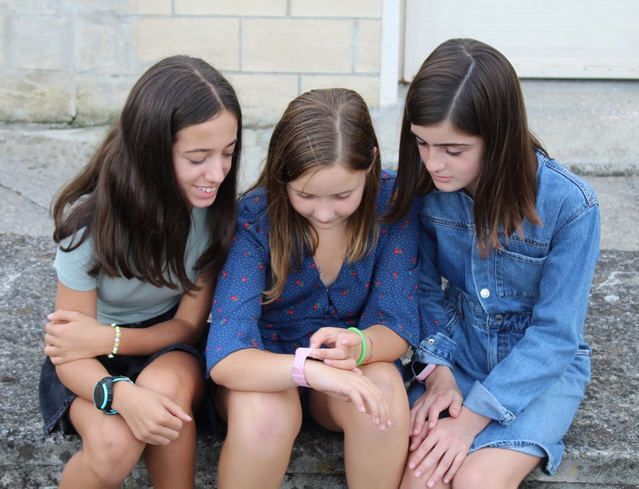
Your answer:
[308,230,347,279]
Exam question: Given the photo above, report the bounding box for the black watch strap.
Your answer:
[93,375,132,415]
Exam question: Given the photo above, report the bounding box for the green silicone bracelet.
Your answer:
[347,327,368,366]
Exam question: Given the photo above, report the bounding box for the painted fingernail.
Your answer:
[386,420,392,428]
[415,470,422,477]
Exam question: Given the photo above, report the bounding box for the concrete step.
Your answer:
[0,235,637,488]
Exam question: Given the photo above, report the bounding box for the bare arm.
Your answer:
[308,324,409,370]
[45,277,213,363]
[50,282,192,444]
[211,347,393,428]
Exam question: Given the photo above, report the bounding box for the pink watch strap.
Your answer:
[291,347,313,387]
[416,363,436,383]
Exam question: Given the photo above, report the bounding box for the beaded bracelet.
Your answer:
[346,327,368,366]
[107,324,121,358]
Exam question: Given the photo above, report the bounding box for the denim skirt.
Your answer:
[39,307,213,435]
[408,285,591,475]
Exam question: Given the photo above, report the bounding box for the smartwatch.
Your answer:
[411,360,436,383]
[291,347,313,388]
[93,376,133,414]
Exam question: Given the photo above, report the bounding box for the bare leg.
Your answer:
[452,447,540,489]
[310,362,410,489]
[138,351,205,489]
[60,398,145,489]
[215,387,302,489]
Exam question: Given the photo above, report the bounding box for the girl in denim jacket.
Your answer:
[387,39,600,489]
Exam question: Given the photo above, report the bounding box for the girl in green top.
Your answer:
[39,55,241,488]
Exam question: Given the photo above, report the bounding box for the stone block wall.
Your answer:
[0,0,384,126]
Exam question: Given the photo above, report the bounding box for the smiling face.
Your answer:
[172,109,238,208]
[411,119,484,196]
[286,163,368,232]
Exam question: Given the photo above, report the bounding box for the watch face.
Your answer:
[93,379,109,411]
[411,361,428,378]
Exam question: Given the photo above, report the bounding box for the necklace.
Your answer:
[305,228,347,281]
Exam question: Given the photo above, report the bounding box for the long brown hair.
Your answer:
[387,38,544,256]
[250,88,380,303]
[52,55,242,290]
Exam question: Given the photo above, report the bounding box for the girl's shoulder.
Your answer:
[238,187,268,221]
[377,169,398,210]
[536,153,598,219]
[236,187,271,242]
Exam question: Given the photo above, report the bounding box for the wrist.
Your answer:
[346,327,368,366]
[425,364,453,388]
[109,380,135,413]
[458,406,490,436]
[100,324,114,356]
[291,347,313,387]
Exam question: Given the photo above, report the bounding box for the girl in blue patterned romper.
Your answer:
[39,56,242,488]
[387,39,600,489]
[205,88,421,489]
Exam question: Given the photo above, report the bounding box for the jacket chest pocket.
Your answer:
[495,248,547,299]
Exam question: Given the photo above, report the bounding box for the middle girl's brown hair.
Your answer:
[252,88,380,303]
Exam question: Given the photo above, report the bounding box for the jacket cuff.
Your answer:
[463,381,515,426]
[413,332,456,368]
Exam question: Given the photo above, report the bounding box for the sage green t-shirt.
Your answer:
[53,207,210,325]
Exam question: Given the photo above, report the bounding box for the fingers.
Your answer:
[427,392,454,429]
[425,447,457,487]
[442,451,465,484]
[448,392,463,418]
[408,432,435,473]
[410,396,432,437]
[46,309,80,322]
[308,327,338,349]
[163,397,193,424]
[409,420,429,451]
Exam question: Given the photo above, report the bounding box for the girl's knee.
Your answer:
[363,362,408,402]
[452,462,507,489]
[362,362,410,422]
[226,390,302,446]
[83,422,144,485]
[136,354,202,407]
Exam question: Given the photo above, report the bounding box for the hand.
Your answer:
[407,407,489,487]
[409,366,463,451]
[304,359,391,430]
[308,327,364,370]
[112,382,193,445]
[44,310,113,364]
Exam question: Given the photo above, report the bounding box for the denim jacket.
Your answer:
[414,152,600,425]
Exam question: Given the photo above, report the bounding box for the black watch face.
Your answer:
[411,361,428,378]
[94,379,109,410]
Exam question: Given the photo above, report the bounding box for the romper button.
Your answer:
[480,288,491,299]
[427,338,435,345]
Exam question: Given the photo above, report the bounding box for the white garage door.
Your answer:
[403,0,639,81]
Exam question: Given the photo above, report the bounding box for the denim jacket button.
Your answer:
[427,338,435,345]
[495,314,503,320]
[480,288,491,299]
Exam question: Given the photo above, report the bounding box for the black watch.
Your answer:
[93,376,132,415]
